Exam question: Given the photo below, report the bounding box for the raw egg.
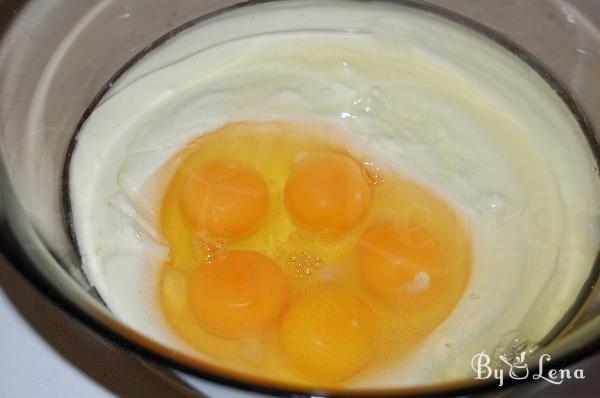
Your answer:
[158,120,471,387]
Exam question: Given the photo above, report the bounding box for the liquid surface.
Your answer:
[68,0,600,388]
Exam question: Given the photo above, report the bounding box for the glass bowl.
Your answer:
[0,0,599,396]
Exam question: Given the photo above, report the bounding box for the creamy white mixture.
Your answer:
[69,0,600,387]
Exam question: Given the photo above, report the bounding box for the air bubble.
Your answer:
[362,160,387,185]
[491,332,539,368]
[339,61,352,73]
[407,271,431,292]
[340,111,356,119]
[288,252,323,279]
[415,272,430,288]
[481,192,507,214]
[238,332,268,365]
[352,97,374,113]
[192,233,225,264]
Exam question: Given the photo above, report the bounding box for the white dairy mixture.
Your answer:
[69,0,600,387]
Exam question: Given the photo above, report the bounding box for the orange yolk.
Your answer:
[180,160,268,239]
[357,217,449,304]
[188,250,285,338]
[281,290,379,382]
[284,153,371,232]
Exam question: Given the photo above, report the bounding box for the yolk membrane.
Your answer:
[281,290,379,383]
[357,218,444,302]
[188,250,285,338]
[284,153,372,232]
[180,160,268,239]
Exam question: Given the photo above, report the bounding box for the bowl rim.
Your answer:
[1,0,600,396]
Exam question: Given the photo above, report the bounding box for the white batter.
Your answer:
[69,0,600,387]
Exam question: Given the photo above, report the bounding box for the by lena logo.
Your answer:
[471,351,585,387]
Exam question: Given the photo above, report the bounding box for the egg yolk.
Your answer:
[284,153,371,232]
[356,217,449,303]
[180,160,268,239]
[281,290,378,382]
[188,250,285,338]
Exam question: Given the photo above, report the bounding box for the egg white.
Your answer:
[69,0,600,387]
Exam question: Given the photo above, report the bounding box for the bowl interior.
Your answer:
[0,0,599,396]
